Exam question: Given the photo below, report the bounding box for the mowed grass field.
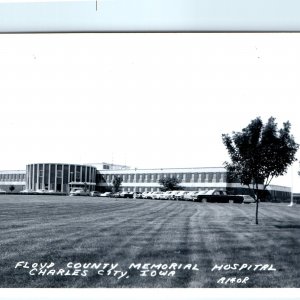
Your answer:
[0,195,299,288]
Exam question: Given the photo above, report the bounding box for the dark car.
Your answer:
[133,192,143,199]
[195,189,243,204]
[120,191,134,198]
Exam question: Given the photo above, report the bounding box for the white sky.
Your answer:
[0,33,299,191]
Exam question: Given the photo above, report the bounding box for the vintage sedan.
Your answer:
[194,189,244,203]
[90,191,101,197]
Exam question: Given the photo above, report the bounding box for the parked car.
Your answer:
[160,191,173,200]
[70,188,90,196]
[119,191,134,198]
[128,192,135,198]
[191,191,208,201]
[69,188,90,196]
[90,191,101,197]
[240,195,256,204]
[174,191,190,200]
[36,189,47,194]
[111,192,121,198]
[151,192,164,200]
[141,192,149,199]
[183,191,198,201]
[0,189,6,194]
[133,192,143,199]
[100,192,113,197]
[19,189,30,194]
[194,189,243,203]
[167,190,183,200]
[145,192,155,199]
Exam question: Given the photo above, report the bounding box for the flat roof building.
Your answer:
[97,166,291,202]
[0,163,292,202]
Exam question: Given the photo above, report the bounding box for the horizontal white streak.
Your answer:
[100,167,226,175]
[0,170,26,174]
[0,181,26,185]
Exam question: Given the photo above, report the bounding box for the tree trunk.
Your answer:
[255,199,259,225]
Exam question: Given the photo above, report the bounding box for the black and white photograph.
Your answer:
[0,1,300,299]
[0,33,299,293]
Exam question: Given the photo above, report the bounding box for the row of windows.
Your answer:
[28,164,96,184]
[0,173,26,181]
[27,164,97,192]
[101,172,227,184]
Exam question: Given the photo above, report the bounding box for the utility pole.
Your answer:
[288,164,294,207]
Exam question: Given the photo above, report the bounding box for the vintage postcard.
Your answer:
[0,1,299,300]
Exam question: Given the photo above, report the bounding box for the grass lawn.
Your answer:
[0,195,299,288]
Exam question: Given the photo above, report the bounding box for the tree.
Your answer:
[159,176,181,191]
[83,182,88,192]
[222,117,299,224]
[9,185,15,193]
[112,176,123,193]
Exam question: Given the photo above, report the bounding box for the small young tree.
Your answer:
[83,182,88,192]
[222,117,299,224]
[159,176,181,191]
[9,185,15,193]
[112,176,123,193]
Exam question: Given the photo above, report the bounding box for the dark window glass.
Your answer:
[44,164,49,185]
[63,165,69,184]
[50,164,55,185]
[82,167,87,182]
[39,164,43,178]
[34,165,37,184]
[74,166,79,181]
[70,165,75,182]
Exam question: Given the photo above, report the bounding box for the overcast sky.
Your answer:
[0,34,299,191]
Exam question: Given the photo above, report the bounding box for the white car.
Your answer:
[241,195,256,204]
[151,192,164,199]
[164,190,182,200]
[36,189,47,194]
[90,191,101,197]
[19,189,30,194]
[183,191,198,201]
[0,189,6,194]
[100,192,112,197]
[141,192,149,199]
[144,192,155,199]
[174,191,190,200]
[160,191,173,199]
[69,188,90,196]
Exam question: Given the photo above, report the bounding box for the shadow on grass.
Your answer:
[274,224,300,229]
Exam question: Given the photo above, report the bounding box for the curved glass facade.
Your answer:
[26,163,97,193]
